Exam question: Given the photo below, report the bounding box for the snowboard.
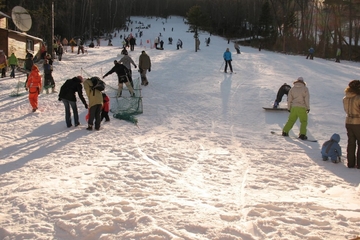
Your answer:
[270,131,317,142]
[263,107,288,111]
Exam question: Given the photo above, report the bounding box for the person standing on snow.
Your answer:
[119,51,137,88]
[306,47,314,60]
[234,42,240,54]
[138,50,151,86]
[58,76,88,128]
[103,60,135,97]
[8,52,18,78]
[26,65,42,112]
[0,50,7,78]
[273,83,291,108]
[343,80,360,169]
[176,39,182,50]
[43,59,56,94]
[223,48,233,73]
[336,47,341,63]
[282,77,310,140]
[83,77,104,131]
[101,93,110,122]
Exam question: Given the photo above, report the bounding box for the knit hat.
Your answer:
[294,77,306,85]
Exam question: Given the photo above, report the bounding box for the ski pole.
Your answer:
[219,61,224,71]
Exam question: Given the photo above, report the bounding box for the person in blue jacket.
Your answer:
[223,48,233,73]
[306,47,314,60]
[321,133,342,163]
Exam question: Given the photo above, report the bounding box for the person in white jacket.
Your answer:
[282,77,310,140]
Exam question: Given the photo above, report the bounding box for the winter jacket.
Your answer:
[24,58,34,71]
[321,134,342,158]
[343,90,360,125]
[103,62,130,83]
[83,78,104,108]
[58,77,87,106]
[139,52,151,70]
[287,80,310,110]
[120,55,136,70]
[309,47,314,54]
[26,65,42,94]
[102,93,110,112]
[223,50,232,61]
[8,53,18,66]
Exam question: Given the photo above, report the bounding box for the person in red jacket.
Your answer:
[26,65,42,112]
[101,93,110,122]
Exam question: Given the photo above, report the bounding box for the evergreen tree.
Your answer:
[186,5,209,52]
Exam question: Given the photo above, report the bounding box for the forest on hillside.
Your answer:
[2,0,360,61]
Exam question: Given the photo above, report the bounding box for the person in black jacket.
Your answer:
[103,60,135,97]
[58,76,88,128]
[273,83,291,108]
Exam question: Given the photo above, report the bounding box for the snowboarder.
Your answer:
[273,83,291,108]
[282,77,310,140]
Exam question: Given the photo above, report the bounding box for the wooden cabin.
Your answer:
[0,11,43,61]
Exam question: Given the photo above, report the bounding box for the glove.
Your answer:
[134,65,137,68]
[58,98,62,101]
[25,88,28,91]
[84,104,88,109]
[306,109,310,113]
[148,68,151,72]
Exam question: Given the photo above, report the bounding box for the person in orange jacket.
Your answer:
[26,65,42,112]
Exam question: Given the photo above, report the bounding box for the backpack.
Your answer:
[90,77,105,95]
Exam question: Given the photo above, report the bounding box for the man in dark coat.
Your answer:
[103,60,135,97]
[138,51,151,86]
[58,76,88,128]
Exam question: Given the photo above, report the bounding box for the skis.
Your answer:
[220,70,236,74]
[271,131,317,142]
[263,107,288,111]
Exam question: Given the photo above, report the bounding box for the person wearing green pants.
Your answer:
[282,77,310,140]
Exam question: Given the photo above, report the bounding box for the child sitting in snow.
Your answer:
[321,133,342,163]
